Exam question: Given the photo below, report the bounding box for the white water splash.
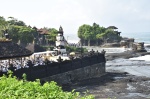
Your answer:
[130,55,150,61]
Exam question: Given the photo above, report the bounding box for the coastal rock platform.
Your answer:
[105,50,150,61]
[63,51,150,99]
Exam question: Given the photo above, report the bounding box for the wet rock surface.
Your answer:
[63,51,150,99]
[105,50,150,61]
[63,71,150,99]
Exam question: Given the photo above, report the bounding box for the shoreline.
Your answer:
[63,49,150,99]
[105,50,150,61]
[83,45,150,61]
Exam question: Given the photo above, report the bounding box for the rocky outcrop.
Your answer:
[132,42,147,52]
[120,38,134,48]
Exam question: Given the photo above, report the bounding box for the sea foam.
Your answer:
[129,55,150,61]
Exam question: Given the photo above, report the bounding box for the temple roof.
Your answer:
[107,26,118,29]
[58,26,64,35]
[37,28,49,35]
[0,40,33,59]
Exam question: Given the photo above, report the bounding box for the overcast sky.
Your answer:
[1,0,150,42]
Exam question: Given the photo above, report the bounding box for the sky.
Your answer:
[1,0,150,43]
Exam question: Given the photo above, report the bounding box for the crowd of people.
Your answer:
[0,56,51,73]
[68,43,80,47]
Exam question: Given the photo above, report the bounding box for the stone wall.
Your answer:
[41,62,105,85]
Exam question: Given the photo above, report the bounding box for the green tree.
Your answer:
[96,28,121,43]
[8,25,34,45]
[78,23,122,46]
[8,25,20,43]
[92,23,106,45]
[18,26,34,46]
[104,29,116,43]
[32,26,39,44]
[0,16,9,38]
[7,17,26,26]
[47,28,58,42]
[84,25,93,46]
[96,27,106,44]
[78,24,93,46]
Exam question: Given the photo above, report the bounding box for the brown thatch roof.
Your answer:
[37,28,49,35]
[0,41,33,59]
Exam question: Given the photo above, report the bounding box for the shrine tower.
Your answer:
[54,26,67,55]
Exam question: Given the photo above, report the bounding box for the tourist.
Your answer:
[8,64,16,72]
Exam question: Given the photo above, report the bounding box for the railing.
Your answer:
[0,53,106,81]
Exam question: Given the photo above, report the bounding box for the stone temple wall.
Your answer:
[41,62,105,85]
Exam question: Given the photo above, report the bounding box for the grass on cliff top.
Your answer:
[0,71,94,99]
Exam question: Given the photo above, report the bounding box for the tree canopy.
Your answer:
[7,17,26,26]
[0,16,122,46]
[0,16,59,46]
[0,16,9,38]
[46,28,58,42]
[78,23,121,46]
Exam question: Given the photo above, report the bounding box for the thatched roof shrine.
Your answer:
[37,28,49,35]
[0,40,33,59]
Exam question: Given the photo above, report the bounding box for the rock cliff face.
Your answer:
[120,38,147,52]
[120,38,134,48]
[132,42,147,52]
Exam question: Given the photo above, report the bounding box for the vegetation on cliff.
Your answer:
[0,71,94,99]
[78,23,122,46]
[1,16,122,47]
[0,16,58,46]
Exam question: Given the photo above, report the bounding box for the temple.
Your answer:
[53,26,67,55]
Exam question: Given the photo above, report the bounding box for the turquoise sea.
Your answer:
[121,32,150,44]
